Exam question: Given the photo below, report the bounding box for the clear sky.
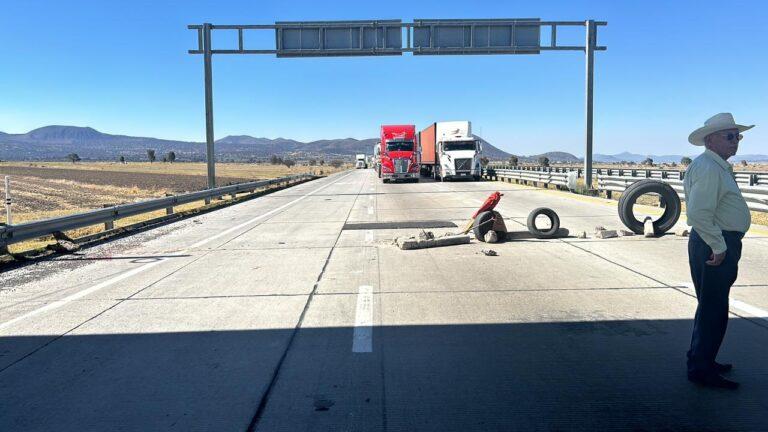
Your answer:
[1,0,766,156]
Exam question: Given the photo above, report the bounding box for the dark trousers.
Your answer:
[687,229,744,375]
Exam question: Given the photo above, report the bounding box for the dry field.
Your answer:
[0,161,345,253]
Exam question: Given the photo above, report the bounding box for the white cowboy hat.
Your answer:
[688,113,754,146]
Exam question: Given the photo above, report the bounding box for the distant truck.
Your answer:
[418,121,482,181]
[378,125,419,182]
[355,153,367,169]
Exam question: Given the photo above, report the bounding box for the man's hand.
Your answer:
[706,251,726,266]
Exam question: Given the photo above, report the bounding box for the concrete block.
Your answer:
[396,234,470,250]
[643,217,655,238]
[617,229,635,237]
[484,231,499,243]
[675,228,690,237]
[595,229,618,239]
[577,231,588,239]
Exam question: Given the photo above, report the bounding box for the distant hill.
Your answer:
[474,136,511,159]
[0,125,512,162]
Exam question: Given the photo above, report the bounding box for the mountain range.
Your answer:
[1,126,765,163]
[0,126,512,162]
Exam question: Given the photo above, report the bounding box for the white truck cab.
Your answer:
[355,153,368,169]
[435,121,482,181]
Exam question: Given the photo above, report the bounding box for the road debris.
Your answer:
[617,229,635,237]
[595,229,618,239]
[396,234,470,250]
[461,191,503,234]
[675,228,690,237]
[419,230,435,241]
[643,217,655,237]
[484,230,499,243]
[479,249,498,256]
[577,231,588,239]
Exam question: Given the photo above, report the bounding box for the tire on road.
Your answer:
[618,179,681,235]
[526,207,561,239]
[473,211,495,242]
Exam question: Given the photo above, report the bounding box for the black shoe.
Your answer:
[688,372,740,389]
[714,362,733,373]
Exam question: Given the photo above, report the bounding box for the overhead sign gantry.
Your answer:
[188,19,606,188]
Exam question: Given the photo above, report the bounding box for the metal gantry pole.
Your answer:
[583,20,596,189]
[203,23,216,189]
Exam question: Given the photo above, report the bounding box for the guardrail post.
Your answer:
[750,174,757,186]
[165,193,174,215]
[102,204,114,231]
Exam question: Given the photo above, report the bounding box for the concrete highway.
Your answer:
[1,169,767,431]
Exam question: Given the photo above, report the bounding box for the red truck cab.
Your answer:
[378,125,419,183]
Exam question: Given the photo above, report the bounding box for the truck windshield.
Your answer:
[443,141,477,152]
[386,140,414,152]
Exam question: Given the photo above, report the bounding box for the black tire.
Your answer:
[526,207,561,239]
[473,175,481,182]
[378,167,381,178]
[618,180,681,235]
[473,211,495,241]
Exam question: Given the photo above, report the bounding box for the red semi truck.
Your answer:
[378,125,419,183]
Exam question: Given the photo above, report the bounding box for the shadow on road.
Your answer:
[1,318,767,431]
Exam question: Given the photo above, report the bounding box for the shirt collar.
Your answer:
[703,148,733,172]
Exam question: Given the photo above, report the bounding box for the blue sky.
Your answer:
[1,0,766,156]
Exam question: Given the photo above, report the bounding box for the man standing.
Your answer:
[684,113,754,389]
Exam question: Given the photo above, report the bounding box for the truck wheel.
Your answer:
[526,207,561,239]
[618,180,681,235]
[473,211,496,241]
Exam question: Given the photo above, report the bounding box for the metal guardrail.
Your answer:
[483,167,768,213]
[597,175,768,213]
[0,174,313,249]
[488,164,768,186]
[486,168,571,187]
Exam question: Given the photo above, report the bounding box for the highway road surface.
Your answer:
[2,169,768,431]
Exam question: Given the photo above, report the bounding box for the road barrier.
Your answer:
[0,174,314,250]
[483,166,768,212]
[484,168,571,188]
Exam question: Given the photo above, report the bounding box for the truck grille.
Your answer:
[394,158,409,174]
[455,158,472,172]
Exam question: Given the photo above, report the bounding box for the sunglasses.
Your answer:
[719,132,743,142]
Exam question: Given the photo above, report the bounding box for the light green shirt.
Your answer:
[683,149,751,254]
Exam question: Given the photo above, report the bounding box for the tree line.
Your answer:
[64,151,346,168]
